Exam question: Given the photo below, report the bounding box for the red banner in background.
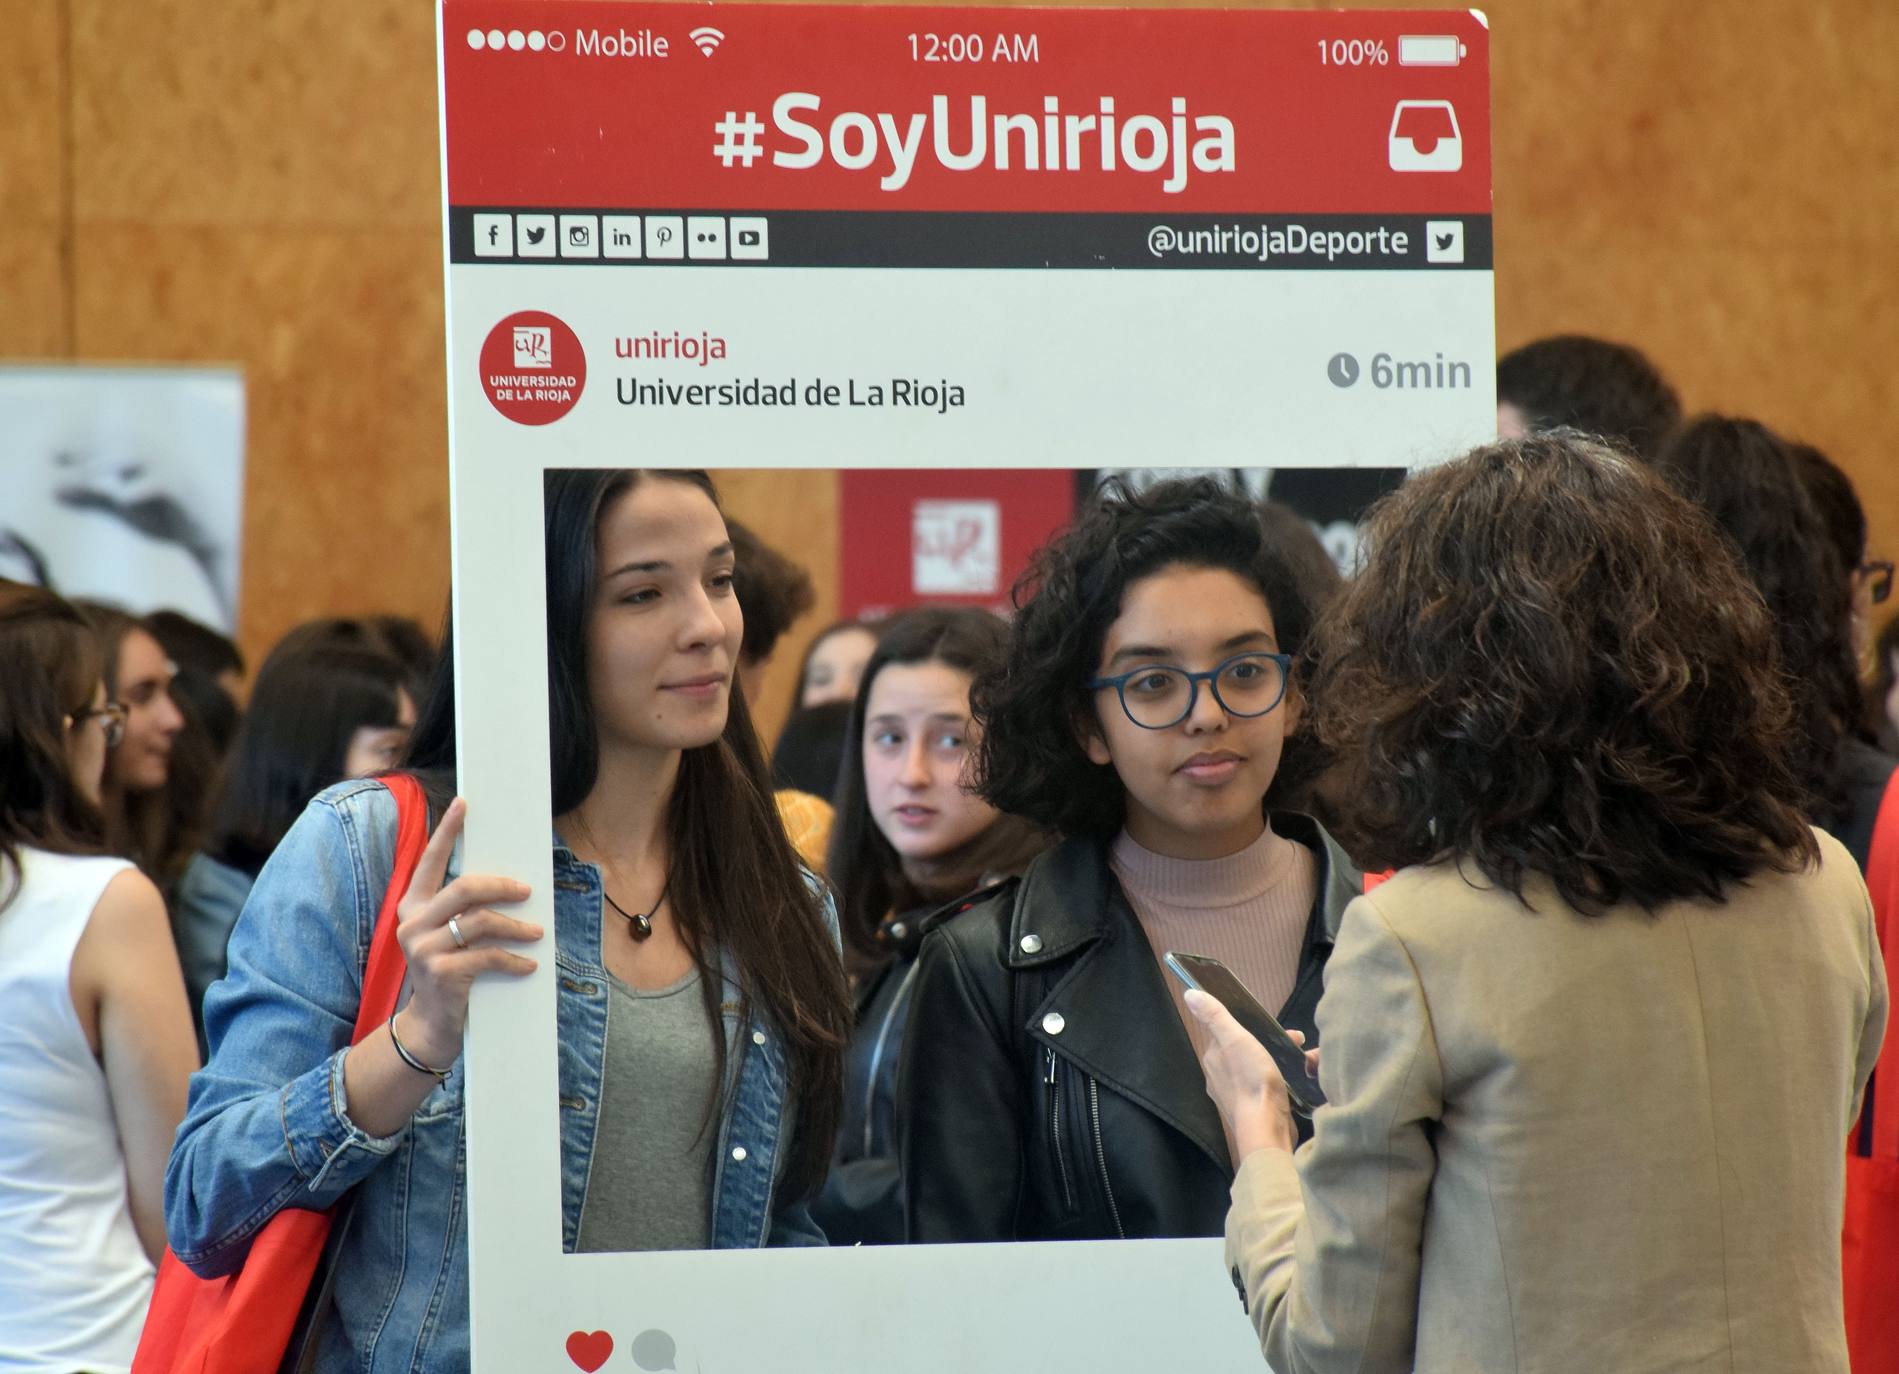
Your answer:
[838,469,1076,620]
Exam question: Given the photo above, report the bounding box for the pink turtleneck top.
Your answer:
[1111,822,1316,1062]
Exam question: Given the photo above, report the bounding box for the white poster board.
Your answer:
[0,365,245,630]
[437,5,1493,1368]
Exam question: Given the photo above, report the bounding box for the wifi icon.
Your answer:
[689,26,725,56]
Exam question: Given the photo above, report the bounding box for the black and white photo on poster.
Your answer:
[0,365,245,630]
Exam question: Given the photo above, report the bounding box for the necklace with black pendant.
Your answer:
[602,881,669,941]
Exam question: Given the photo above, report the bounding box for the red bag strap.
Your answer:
[1864,769,1899,1160]
[349,773,432,1046]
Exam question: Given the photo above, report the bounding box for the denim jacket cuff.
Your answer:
[280,1045,405,1189]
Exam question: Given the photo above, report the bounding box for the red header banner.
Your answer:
[442,3,1491,215]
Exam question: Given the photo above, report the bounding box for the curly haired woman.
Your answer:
[898,476,1361,1243]
[1192,434,1887,1374]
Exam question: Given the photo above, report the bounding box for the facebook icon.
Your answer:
[473,213,513,258]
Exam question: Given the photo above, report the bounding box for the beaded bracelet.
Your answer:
[387,1011,452,1082]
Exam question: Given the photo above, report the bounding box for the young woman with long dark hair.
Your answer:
[810,607,1047,1244]
[1193,436,1885,1373]
[165,471,851,1371]
[1657,417,1896,871]
[171,642,416,1047]
[899,477,1360,1243]
[74,602,190,885]
[0,582,197,1369]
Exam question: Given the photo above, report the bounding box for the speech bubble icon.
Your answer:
[630,1329,677,1372]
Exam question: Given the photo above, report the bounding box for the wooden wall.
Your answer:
[7,0,1895,744]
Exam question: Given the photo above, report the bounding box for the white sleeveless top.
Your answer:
[0,848,155,1374]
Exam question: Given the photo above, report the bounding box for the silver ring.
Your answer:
[448,916,468,950]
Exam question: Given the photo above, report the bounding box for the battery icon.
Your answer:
[1398,34,1466,66]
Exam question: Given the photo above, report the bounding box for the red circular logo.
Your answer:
[479,311,585,424]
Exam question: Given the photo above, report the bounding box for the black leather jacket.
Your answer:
[898,814,1360,1243]
[810,908,935,1245]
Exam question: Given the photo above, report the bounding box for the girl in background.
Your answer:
[171,642,416,1049]
[812,607,1047,1244]
[796,619,880,709]
[1657,416,1895,871]
[74,602,189,885]
[0,582,197,1371]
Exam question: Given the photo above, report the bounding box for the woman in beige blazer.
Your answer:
[1191,434,1888,1374]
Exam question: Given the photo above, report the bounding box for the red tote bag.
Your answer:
[134,774,431,1374]
[1846,770,1899,1374]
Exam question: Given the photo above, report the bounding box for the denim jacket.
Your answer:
[165,778,828,1374]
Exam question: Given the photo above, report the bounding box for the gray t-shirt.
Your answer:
[574,966,719,1252]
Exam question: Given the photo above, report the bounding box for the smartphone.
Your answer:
[1163,950,1325,1115]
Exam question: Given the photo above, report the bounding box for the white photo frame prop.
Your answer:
[438,5,1493,1369]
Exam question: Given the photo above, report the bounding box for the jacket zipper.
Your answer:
[1045,1047,1074,1212]
[1089,1076,1126,1239]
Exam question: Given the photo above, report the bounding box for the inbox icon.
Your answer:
[1388,100,1463,173]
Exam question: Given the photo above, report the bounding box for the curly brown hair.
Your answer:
[1308,433,1817,913]
[973,476,1317,838]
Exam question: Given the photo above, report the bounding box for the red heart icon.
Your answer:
[566,1330,614,1373]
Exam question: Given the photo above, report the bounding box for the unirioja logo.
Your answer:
[480,311,586,425]
[766,93,1236,193]
[514,327,553,369]
[912,500,1001,595]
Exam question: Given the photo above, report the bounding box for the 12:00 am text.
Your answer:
[908,32,1039,63]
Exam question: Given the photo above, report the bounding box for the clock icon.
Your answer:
[1327,353,1361,388]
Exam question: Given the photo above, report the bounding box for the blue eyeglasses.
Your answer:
[1087,651,1293,730]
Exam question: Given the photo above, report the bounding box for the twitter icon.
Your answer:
[1425,220,1465,265]
[517,213,556,258]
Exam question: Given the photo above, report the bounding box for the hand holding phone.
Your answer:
[1164,950,1325,1115]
